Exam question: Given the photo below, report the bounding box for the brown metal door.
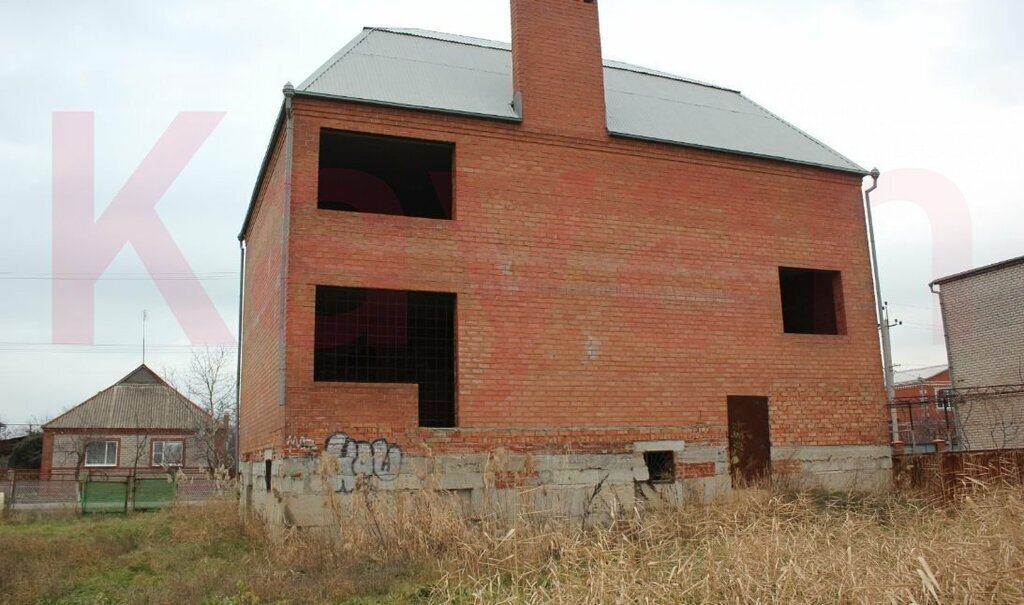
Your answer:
[727,395,771,486]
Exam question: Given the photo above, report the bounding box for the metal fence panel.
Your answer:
[82,480,128,513]
[133,478,175,510]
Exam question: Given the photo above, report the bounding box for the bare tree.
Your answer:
[182,346,237,422]
[165,347,237,471]
[52,428,109,480]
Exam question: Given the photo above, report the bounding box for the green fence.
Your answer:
[80,476,176,514]
[2,470,226,513]
[133,478,176,510]
[81,480,129,514]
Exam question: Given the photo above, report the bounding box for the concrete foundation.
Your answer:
[771,444,892,491]
[239,441,891,526]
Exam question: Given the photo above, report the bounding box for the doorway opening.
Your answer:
[727,395,771,487]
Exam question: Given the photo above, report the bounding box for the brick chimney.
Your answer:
[511,0,607,139]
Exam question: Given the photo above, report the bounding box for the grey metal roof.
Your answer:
[930,254,1024,287]
[44,365,214,430]
[893,364,949,387]
[298,27,864,174]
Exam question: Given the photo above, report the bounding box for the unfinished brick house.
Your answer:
[237,0,890,524]
[931,255,1024,450]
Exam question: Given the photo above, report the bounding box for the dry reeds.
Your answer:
[1,485,1022,603]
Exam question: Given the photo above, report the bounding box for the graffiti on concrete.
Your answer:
[325,432,402,493]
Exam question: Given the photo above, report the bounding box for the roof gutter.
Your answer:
[277,83,295,409]
[863,168,898,442]
[234,239,245,467]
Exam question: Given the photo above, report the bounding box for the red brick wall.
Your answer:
[239,130,288,458]
[40,431,54,473]
[511,0,606,139]
[894,369,950,400]
[893,370,952,443]
[238,94,889,456]
[239,4,888,460]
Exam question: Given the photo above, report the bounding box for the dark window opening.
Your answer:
[264,460,272,491]
[644,451,675,483]
[318,129,453,219]
[314,286,456,428]
[778,267,845,335]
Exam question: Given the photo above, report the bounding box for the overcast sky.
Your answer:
[0,0,1021,426]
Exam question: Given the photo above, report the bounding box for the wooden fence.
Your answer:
[892,448,1024,499]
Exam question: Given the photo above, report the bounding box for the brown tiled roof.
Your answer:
[43,365,213,430]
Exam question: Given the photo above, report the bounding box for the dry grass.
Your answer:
[1,486,1023,604]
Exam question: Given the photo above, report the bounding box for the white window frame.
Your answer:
[84,440,118,467]
[151,440,184,467]
[936,388,953,411]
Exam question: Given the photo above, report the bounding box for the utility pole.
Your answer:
[880,302,902,407]
[863,169,900,442]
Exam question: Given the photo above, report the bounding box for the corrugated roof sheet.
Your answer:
[930,254,1024,286]
[44,365,214,430]
[894,364,949,387]
[298,27,864,174]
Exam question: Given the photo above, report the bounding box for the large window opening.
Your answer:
[318,129,453,219]
[314,286,456,427]
[778,267,845,335]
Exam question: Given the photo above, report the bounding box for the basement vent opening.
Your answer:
[314,286,457,428]
[264,460,272,491]
[778,267,845,335]
[644,451,675,483]
[318,129,453,219]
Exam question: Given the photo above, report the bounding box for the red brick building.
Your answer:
[891,365,955,452]
[238,0,890,524]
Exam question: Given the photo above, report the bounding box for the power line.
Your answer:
[0,342,236,354]
[0,271,237,282]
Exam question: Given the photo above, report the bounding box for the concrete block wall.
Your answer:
[938,259,1024,449]
[939,261,1024,389]
[239,440,891,527]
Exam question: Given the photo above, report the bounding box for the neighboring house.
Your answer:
[891,365,955,451]
[894,365,952,401]
[238,0,890,524]
[931,255,1024,450]
[41,365,224,473]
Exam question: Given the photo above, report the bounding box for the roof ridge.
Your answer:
[371,27,741,95]
[375,27,510,51]
[603,60,739,93]
[300,28,375,91]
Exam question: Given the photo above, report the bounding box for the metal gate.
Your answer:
[81,479,129,513]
